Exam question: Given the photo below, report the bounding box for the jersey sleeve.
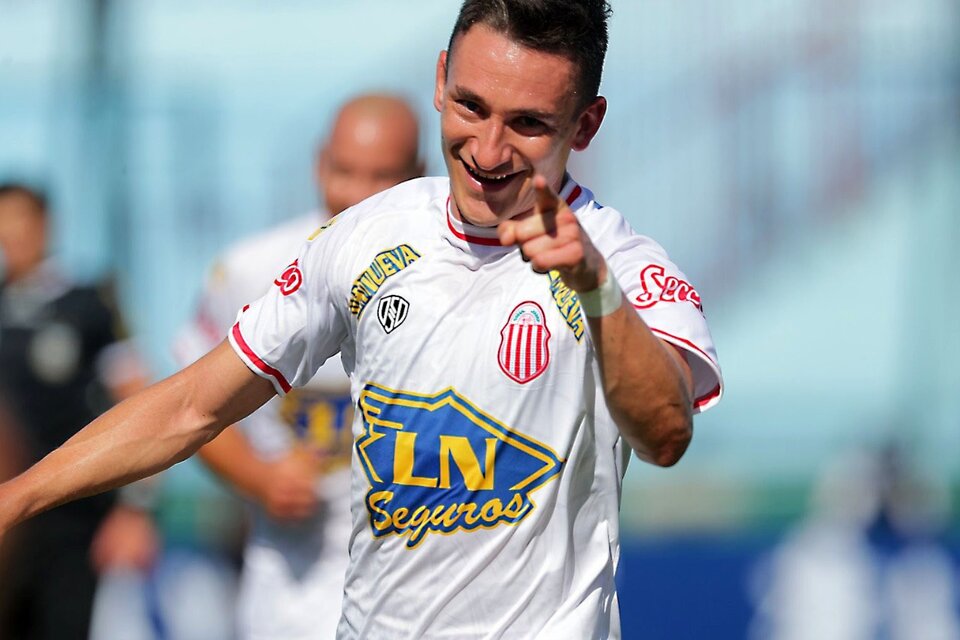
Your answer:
[228,228,349,396]
[592,212,724,413]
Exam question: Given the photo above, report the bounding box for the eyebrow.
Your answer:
[452,85,559,124]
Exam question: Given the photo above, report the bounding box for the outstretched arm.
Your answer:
[499,175,694,466]
[0,340,276,532]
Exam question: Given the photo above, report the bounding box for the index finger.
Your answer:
[533,174,561,217]
[532,175,563,237]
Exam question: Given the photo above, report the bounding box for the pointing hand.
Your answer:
[498,175,607,292]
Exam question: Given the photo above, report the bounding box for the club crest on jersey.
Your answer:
[274,259,303,296]
[377,295,409,334]
[349,245,421,318]
[356,383,563,549]
[632,264,703,312]
[498,301,551,384]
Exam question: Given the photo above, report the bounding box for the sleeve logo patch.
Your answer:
[274,259,303,296]
[632,264,703,312]
[356,383,564,549]
[498,301,551,384]
[349,245,421,318]
[377,295,409,334]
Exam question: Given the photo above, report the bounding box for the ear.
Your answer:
[434,50,448,113]
[571,96,607,152]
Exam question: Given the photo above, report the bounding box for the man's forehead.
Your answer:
[328,111,416,153]
[447,26,579,113]
[327,126,416,170]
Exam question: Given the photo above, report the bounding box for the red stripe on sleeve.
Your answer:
[694,384,721,409]
[231,323,292,393]
[648,327,721,409]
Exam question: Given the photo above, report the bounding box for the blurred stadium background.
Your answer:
[1,0,958,637]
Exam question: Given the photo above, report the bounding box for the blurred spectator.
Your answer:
[172,93,422,640]
[0,182,157,640]
[749,444,960,640]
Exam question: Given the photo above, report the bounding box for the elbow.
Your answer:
[626,405,693,467]
[648,421,692,467]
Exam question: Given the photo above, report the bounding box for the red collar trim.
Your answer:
[446,197,503,246]
[446,178,584,247]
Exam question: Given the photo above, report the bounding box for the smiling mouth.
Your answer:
[462,160,519,187]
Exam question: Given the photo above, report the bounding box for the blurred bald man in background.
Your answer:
[173,93,422,640]
[318,94,422,217]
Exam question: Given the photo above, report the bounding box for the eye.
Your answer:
[513,116,548,136]
[456,99,481,114]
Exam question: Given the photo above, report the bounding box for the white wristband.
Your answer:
[578,268,622,317]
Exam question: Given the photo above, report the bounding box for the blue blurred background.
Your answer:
[1,1,958,638]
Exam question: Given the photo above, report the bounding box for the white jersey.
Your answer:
[175,213,353,640]
[230,177,723,639]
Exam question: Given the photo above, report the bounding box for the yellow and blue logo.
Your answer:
[348,245,421,318]
[356,383,564,548]
[547,270,584,342]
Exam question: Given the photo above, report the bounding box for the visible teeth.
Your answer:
[467,164,509,181]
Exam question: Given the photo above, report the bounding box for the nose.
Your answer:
[469,119,512,171]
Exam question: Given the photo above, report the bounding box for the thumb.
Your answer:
[497,219,517,246]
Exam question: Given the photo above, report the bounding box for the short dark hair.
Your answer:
[447,0,612,110]
[0,182,49,216]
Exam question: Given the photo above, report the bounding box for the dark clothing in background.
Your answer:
[0,264,125,640]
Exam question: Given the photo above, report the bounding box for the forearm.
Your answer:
[586,270,694,466]
[496,179,695,465]
[0,375,209,528]
[0,340,274,530]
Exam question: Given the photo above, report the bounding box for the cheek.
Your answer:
[440,111,471,147]
[323,177,351,205]
[527,139,569,174]
[324,174,346,195]
[518,142,553,169]
[0,223,31,255]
